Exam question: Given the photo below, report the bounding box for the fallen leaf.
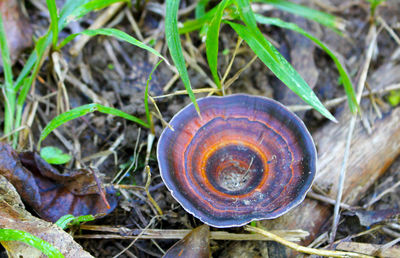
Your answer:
[0,142,117,222]
[0,174,93,258]
[40,146,72,165]
[0,0,33,66]
[164,224,210,258]
[344,209,400,227]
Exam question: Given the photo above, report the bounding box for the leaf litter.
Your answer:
[0,142,117,222]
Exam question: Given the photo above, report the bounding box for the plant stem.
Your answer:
[0,13,15,139]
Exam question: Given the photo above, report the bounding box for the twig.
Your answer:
[221,38,243,95]
[363,179,400,208]
[112,216,162,258]
[125,9,144,41]
[307,191,353,210]
[224,55,258,90]
[111,129,141,184]
[330,22,379,244]
[89,167,110,209]
[378,16,400,46]
[65,74,108,105]
[246,226,372,257]
[94,133,124,168]
[288,83,400,112]
[153,87,219,99]
[145,166,163,216]
[76,225,309,242]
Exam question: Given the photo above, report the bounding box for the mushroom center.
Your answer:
[205,144,266,195]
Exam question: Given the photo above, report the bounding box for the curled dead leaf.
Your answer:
[0,174,93,258]
[0,142,117,222]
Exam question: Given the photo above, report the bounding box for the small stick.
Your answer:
[246,226,373,258]
[153,88,219,99]
[330,22,379,244]
[89,167,110,209]
[145,166,163,215]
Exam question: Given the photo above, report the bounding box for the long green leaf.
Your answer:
[145,60,164,127]
[57,28,169,65]
[227,21,336,122]
[255,0,344,32]
[15,0,91,89]
[66,0,128,23]
[206,0,232,89]
[0,14,13,88]
[165,0,200,115]
[255,14,358,113]
[38,103,149,148]
[14,0,90,90]
[46,0,59,46]
[0,229,64,258]
[55,214,95,229]
[195,0,211,18]
[0,13,15,136]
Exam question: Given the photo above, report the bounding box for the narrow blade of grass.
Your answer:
[233,0,336,121]
[46,0,59,46]
[38,103,149,148]
[0,229,64,258]
[255,14,358,113]
[254,0,345,32]
[66,0,128,23]
[55,214,95,229]
[0,13,15,136]
[145,60,163,133]
[206,0,232,89]
[227,21,336,122]
[57,28,169,65]
[0,15,13,87]
[195,0,211,18]
[165,0,200,115]
[14,0,91,89]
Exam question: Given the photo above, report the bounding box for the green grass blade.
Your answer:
[165,0,200,115]
[56,214,95,229]
[38,103,149,148]
[66,0,128,23]
[57,28,169,65]
[195,0,210,18]
[255,0,344,32]
[255,14,358,113]
[0,14,13,88]
[145,60,163,126]
[15,0,90,89]
[227,21,336,122]
[235,0,258,30]
[206,0,232,89]
[0,13,15,137]
[46,0,59,46]
[0,229,64,258]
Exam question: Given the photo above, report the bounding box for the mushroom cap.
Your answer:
[157,94,316,228]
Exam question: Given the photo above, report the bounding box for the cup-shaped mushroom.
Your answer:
[157,94,316,228]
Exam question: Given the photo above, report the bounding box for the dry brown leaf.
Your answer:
[0,142,117,222]
[0,174,93,258]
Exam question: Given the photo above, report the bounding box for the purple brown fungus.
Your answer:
[157,94,317,228]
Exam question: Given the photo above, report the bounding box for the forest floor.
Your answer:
[1,0,400,257]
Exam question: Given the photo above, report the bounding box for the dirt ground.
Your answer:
[1,0,400,257]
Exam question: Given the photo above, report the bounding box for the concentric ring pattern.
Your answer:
[157,94,316,227]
